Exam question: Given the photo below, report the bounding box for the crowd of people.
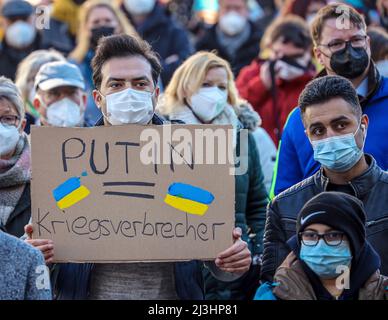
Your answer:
[0,0,387,300]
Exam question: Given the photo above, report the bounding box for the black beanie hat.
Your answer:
[296,192,366,256]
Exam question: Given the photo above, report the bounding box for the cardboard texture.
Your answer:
[31,124,235,263]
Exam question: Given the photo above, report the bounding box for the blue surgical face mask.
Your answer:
[300,239,352,279]
[310,124,366,172]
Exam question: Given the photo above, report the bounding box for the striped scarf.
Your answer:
[0,134,31,226]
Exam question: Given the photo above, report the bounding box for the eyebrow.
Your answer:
[309,115,350,130]
[107,76,151,82]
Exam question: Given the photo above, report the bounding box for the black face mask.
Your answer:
[90,26,115,49]
[330,42,369,79]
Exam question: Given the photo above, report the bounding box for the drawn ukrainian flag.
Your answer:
[52,177,90,210]
[164,183,214,216]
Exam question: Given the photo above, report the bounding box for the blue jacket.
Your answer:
[71,50,102,126]
[0,231,52,300]
[271,70,388,197]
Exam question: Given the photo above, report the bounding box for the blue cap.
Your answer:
[2,0,34,18]
[34,61,86,91]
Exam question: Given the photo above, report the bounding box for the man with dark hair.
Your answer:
[27,34,252,300]
[260,75,388,282]
[271,3,388,197]
[236,15,315,145]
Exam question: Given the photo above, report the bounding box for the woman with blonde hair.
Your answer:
[158,51,269,300]
[15,49,65,134]
[68,0,137,125]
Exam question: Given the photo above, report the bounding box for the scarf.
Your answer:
[166,102,241,148]
[0,134,31,226]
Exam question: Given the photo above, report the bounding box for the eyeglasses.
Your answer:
[0,115,20,127]
[319,35,367,53]
[299,231,345,246]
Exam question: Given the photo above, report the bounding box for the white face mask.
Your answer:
[219,11,247,36]
[124,0,156,16]
[0,123,20,157]
[5,21,36,49]
[189,87,228,123]
[105,87,155,125]
[46,98,84,127]
[276,60,306,80]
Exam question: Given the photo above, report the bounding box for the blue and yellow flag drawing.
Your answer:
[52,177,90,210]
[164,183,214,216]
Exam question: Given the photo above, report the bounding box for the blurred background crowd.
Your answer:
[0,0,387,130]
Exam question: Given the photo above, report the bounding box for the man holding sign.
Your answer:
[26,34,251,300]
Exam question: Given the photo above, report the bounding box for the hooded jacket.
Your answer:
[256,235,388,300]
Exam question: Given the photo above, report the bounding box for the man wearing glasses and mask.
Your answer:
[271,3,388,197]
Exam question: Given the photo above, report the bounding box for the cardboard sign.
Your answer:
[31,125,235,263]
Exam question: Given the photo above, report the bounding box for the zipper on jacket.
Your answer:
[347,181,358,197]
[281,217,297,223]
[366,216,388,227]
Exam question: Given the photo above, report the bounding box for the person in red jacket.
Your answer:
[236,15,316,145]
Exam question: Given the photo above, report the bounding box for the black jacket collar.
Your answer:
[314,154,383,197]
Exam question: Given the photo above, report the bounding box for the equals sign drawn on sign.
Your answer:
[103,181,155,199]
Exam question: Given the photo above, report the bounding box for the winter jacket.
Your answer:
[204,130,268,300]
[0,33,44,80]
[1,183,31,238]
[271,65,388,197]
[236,58,315,145]
[0,230,52,300]
[237,103,277,193]
[164,103,269,299]
[196,21,263,77]
[71,50,102,126]
[256,243,388,300]
[122,3,193,87]
[261,154,388,282]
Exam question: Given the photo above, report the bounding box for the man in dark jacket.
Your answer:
[26,34,252,300]
[0,0,44,80]
[121,0,193,87]
[261,75,388,282]
[196,0,263,77]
